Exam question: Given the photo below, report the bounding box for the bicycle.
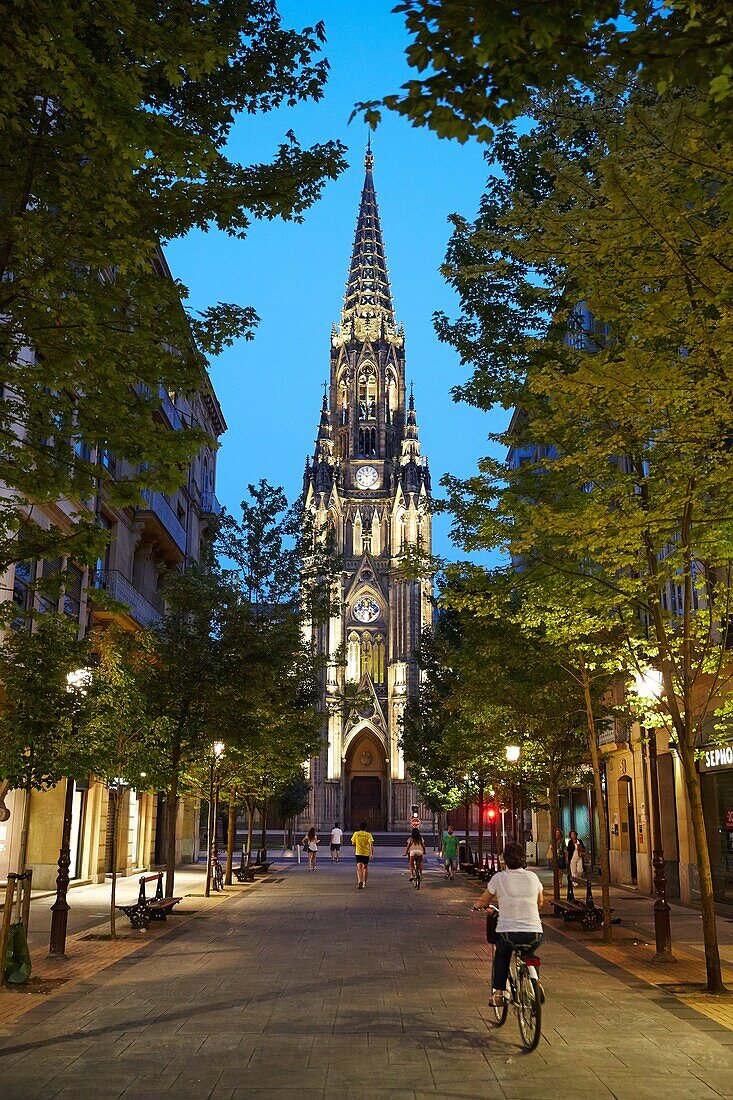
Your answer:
[491,941,543,1052]
[412,857,422,890]
[211,853,224,892]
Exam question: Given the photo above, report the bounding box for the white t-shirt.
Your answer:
[330,828,343,845]
[490,868,543,934]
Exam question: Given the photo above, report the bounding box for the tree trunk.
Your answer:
[679,744,725,992]
[14,774,33,923]
[259,802,268,862]
[164,734,182,898]
[225,787,236,886]
[246,799,254,865]
[477,780,484,862]
[549,781,561,903]
[109,786,123,940]
[581,671,613,942]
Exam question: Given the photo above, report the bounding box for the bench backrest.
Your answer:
[138,872,163,903]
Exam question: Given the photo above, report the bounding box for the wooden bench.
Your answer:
[253,861,273,874]
[116,873,181,930]
[552,898,587,923]
[460,862,477,875]
[234,864,256,883]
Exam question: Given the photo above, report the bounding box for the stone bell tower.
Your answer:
[303,145,433,831]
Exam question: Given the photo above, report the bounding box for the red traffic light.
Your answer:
[486,805,497,821]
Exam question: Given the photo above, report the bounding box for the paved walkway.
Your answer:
[2,851,733,1099]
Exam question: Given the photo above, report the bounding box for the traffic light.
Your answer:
[486,804,497,822]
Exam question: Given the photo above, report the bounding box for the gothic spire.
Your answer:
[339,144,396,341]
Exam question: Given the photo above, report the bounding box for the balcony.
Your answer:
[138,489,188,558]
[93,570,163,627]
[201,490,221,518]
[159,386,185,431]
[598,718,627,747]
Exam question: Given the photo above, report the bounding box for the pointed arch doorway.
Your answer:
[345,727,388,831]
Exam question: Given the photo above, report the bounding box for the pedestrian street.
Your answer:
[1,849,733,1100]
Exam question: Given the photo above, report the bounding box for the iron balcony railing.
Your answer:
[94,570,163,627]
[139,488,188,554]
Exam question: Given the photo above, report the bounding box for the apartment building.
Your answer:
[0,256,226,892]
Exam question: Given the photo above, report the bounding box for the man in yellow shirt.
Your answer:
[351,821,375,889]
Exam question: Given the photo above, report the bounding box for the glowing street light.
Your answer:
[49,667,92,957]
[633,666,675,963]
[505,744,521,764]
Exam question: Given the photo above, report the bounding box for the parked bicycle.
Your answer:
[211,853,224,892]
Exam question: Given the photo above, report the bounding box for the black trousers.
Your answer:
[492,932,543,990]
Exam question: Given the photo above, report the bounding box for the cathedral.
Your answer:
[303,147,433,832]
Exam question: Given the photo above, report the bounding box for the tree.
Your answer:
[82,625,159,938]
[204,481,330,861]
[359,1,733,142]
[436,84,733,987]
[0,615,91,876]
[144,560,224,897]
[1,2,346,572]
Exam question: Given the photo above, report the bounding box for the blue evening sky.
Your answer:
[165,0,508,560]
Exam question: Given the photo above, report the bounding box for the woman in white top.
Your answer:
[405,827,426,880]
[303,827,319,872]
[472,841,543,1006]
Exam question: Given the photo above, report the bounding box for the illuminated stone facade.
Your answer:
[303,149,433,831]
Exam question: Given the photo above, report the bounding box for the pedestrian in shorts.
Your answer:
[351,821,374,889]
[330,822,343,861]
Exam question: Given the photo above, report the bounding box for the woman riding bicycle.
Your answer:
[405,826,426,881]
[472,841,543,1007]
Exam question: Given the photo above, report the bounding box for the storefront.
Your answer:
[699,740,733,906]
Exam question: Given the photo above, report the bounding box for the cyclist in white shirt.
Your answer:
[330,823,343,862]
[473,841,544,1006]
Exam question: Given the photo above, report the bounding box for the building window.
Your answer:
[361,634,373,678]
[347,631,360,682]
[39,556,62,614]
[11,560,34,630]
[374,634,385,684]
[358,369,377,419]
[63,563,83,621]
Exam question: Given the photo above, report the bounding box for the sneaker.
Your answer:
[357,882,363,889]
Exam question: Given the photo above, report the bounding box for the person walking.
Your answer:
[472,840,544,1007]
[303,827,319,871]
[546,826,567,872]
[351,821,374,889]
[330,823,343,862]
[442,824,459,880]
[569,833,586,883]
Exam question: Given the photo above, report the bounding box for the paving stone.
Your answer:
[3,852,733,1099]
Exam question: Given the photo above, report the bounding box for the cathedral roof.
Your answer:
[339,143,397,342]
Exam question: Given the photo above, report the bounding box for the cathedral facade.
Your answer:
[302,149,433,832]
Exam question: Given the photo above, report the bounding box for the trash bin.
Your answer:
[458,840,472,867]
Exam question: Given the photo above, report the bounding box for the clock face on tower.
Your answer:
[355,465,379,489]
[353,595,380,623]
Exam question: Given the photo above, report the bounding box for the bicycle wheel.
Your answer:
[491,992,508,1026]
[516,963,542,1052]
[414,865,422,889]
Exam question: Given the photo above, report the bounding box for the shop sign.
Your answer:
[701,744,733,770]
[725,809,733,831]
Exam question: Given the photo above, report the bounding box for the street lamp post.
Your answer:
[204,741,224,897]
[646,728,676,963]
[49,667,91,958]
[635,670,676,964]
[506,743,522,845]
